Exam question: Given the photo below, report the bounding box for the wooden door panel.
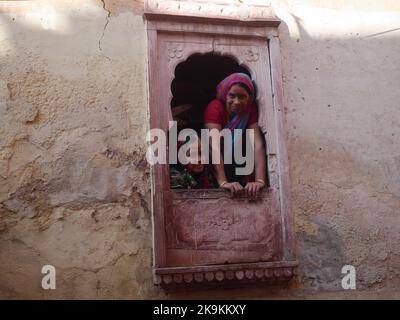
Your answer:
[164,190,282,266]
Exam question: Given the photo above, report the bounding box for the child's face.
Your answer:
[185,140,204,174]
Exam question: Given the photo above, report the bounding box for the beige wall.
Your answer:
[274,0,400,294]
[0,0,399,299]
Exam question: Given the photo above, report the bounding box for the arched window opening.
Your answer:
[169,53,269,190]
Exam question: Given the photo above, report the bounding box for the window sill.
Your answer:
[170,187,274,199]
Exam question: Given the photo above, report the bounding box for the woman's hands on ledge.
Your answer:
[220,180,265,200]
[244,181,264,201]
[220,181,243,197]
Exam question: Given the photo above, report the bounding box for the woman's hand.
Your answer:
[220,182,243,197]
[244,181,265,201]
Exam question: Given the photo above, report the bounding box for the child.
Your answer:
[170,136,218,189]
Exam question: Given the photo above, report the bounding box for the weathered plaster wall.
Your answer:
[0,0,162,299]
[0,0,399,299]
[272,0,400,294]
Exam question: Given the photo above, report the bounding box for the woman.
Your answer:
[204,73,266,200]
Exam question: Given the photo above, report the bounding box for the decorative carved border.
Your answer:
[145,0,281,27]
[154,262,298,287]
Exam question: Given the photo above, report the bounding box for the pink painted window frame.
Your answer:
[145,1,297,288]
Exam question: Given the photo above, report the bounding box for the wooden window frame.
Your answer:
[145,0,297,288]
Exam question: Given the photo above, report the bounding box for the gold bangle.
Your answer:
[256,179,265,187]
[219,180,228,188]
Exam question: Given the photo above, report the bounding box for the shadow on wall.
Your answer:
[0,1,400,298]
[275,9,400,292]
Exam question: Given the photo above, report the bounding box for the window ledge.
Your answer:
[170,187,275,199]
[154,261,298,289]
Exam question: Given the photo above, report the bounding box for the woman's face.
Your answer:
[226,84,250,116]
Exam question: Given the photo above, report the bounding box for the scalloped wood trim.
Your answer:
[154,262,298,287]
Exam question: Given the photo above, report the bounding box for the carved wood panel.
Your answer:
[164,190,281,267]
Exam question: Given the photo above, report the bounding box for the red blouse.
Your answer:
[204,99,258,128]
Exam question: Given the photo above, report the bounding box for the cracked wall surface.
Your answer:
[0,0,399,299]
[0,0,163,299]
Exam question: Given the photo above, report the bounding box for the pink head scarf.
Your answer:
[216,73,255,104]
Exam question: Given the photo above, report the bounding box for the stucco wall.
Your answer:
[0,0,399,299]
[274,0,400,295]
